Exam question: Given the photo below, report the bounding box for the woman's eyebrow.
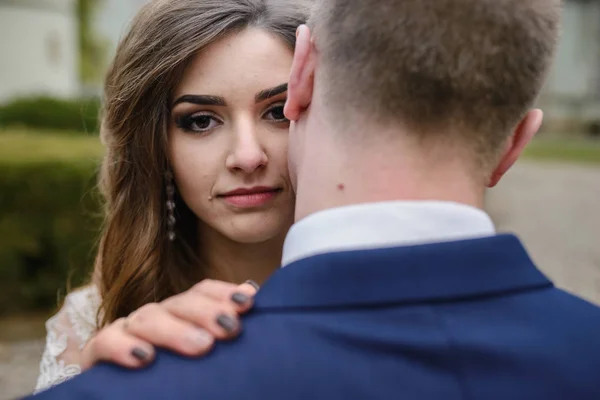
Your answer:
[171,83,288,109]
[255,83,288,103]
[172,95,226,108]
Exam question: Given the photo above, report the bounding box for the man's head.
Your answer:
[285,0,561,220]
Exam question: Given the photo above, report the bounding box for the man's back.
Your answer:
[33,235,600,399]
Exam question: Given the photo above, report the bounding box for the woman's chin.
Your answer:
[219,213,293,244]
[224,228,283,244]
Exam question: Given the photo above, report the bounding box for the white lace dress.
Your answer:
[34,285,102,393]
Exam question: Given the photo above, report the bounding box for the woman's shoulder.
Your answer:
[47,284,102,348]
[35,285,102,392]
[63,284,101,313]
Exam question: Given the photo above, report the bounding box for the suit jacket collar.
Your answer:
[255,235,552,310]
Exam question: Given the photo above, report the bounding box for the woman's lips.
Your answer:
[218,187,282,208]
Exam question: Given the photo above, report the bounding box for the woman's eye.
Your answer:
[264,105,288,122]
[176,114,222,133]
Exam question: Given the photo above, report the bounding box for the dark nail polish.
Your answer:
[131,347,150,362]
[245,280,260,291]
[231,292,250,305]
[216,314,239,333]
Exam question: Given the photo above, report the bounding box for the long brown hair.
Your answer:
[95,0,310,327]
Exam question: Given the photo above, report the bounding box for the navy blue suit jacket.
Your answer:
[30,235,600,399]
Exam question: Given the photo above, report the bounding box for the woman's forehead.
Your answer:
[173,28,294,101]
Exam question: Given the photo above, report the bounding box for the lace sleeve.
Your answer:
[34,285,102,393]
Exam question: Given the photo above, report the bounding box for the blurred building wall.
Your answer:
[75,0,149,96]
[0,0,79,103]
[95,0,148,57]
[539,0,600,130]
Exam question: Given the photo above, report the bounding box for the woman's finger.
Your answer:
[125,303,216,354]
[81,318,155,371]
[189,279,255,312]
[238,280,260,296]
[186,279,256,314]
[160,294,242,340]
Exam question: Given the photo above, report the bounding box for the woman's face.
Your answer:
[169,28,295,244]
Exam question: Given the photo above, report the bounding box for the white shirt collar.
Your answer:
[282,201,496,267]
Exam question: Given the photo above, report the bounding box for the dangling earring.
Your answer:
[165,170,176,241]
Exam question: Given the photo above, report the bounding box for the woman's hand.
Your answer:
[80,279,259,370]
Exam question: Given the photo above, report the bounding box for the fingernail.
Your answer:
[244,280,260,291]
[131,347,150,362]
[216,314,239,334]
[231,292,251,305]
[190,328,214,349]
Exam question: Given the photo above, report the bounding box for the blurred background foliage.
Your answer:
[0,0,106,315]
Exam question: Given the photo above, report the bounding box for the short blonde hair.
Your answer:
[309,0,561,163]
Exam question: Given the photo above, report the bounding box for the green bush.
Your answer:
[0,96,101,133]
[0,134,103,315]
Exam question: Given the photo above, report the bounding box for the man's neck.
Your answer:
[294,117,485,222]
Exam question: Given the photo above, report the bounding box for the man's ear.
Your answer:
[487,109,543,187]
[284,25,316,121]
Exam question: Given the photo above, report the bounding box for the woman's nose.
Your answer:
[225,123,268,173]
